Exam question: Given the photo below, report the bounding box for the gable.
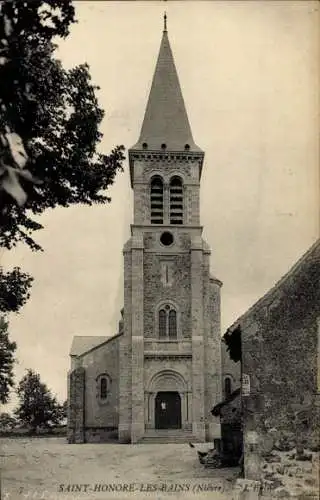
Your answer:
[70,336,108,357]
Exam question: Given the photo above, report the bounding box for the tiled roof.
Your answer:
[70,336,108,356]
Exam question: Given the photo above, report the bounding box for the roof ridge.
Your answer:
[70,334,120,357]
[227,238,320,333]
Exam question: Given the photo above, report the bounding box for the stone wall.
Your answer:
[67,366,85,443]
[119,151,222,444]
[81,336,120,430]
[130,238,145,443]
[239,242,320,479]
[132,157,200,227]
[203,262,223,439]
[84,427,118,443]
[119,243,133,443]
[144,357,192,391]
[221,340,241,398]
[68,335,121,444]
[143,250,191,339]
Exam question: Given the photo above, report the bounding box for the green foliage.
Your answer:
[15,369,66,431]
[0,316,16,404]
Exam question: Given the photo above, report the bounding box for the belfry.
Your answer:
[68,16,223,444]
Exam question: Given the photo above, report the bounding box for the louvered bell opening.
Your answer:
[151,177,164,224]
[170,177,183,225]
[159,309,167,338]
[168,310,177,339]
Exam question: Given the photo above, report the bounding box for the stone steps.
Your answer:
[138,430,202,444]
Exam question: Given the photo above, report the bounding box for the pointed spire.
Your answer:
[131,19,201,152]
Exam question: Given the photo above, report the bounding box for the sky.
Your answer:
[1,0,319,408]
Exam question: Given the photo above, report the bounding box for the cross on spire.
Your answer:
[164,12,167,32]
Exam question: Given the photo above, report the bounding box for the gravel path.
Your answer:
[0,438,239,500]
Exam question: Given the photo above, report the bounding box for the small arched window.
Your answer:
[150,176,163,224]
[169,177,183,225]
[100,377,108,399]
[224,377,232,398]
[96,374,111,402]
[158,305,177,339]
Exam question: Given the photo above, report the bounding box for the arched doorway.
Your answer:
[155,391,181,429]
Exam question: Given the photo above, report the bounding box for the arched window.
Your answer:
[96,374,111,402]
[224,377,232,398]
[158,305,177,339]
[150,176,164,224]
[100,377,108,399]
[168,310,177,338]
[169,177,183,225]
[159,309,167,338]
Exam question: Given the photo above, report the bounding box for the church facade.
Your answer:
[67,20,229,444]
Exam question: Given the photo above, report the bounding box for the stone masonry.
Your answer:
[68,19,223,444]
[227,239,320,479]
[67,366,85,444]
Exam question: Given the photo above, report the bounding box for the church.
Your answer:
[67,17,236,445]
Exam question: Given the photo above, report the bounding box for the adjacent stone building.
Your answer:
[68,19,223,444]
[224,239,320,479]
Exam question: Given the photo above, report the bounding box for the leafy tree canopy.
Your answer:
[0,267,33,313]
[0,0,125,312]
[0,411,17,430]
[0,316,16,404]
[223,325,242,363]
[15,368,66,431]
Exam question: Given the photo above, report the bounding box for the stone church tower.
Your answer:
[118,17,222,444]
[68,17,222,445]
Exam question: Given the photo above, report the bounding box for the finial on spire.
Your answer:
[163,12,167,32]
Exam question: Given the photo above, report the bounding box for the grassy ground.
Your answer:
[0,437,238,500]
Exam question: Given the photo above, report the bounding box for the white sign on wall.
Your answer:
[246,431,259,445]
[242,374,251,396]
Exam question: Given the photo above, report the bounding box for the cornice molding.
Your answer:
[144,352,192,360]
[129,150,204,163]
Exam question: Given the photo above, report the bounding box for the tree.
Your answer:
[0,316,16,404]
[223,325,242,363]
[0,267,33,314]
[58,399,68,424]
[0,0,125,312]
[15,369,66,432]
[0,412,17,431]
